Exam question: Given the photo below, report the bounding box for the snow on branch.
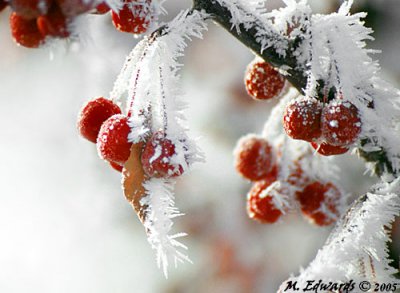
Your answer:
[281,179,400,292]
[294,1,400,176]
[214,0,291,56]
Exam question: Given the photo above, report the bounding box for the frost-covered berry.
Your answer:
[234,134,275,181]
[56,0,96,17]
[0,0,8,12]
[37,5,70,38]
[111,0,152,34]
[97,114,132,164]
[78,97,122,143]
[94,2,110,14]
[244,60,285,100]
[247,172,283,224]
[10,12,45,48]
[287,163,309,188]
[296,181,341,226]
[141,131,184,178]
[283,96,322,142]
[10,0,51,19]
[109,161,123,172]
[321,100,361,146]
[311,141,349,156]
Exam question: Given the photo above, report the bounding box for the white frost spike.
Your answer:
[281,179,400,292]
[269,0,312,38]
[126,9,208,165]
[109,40,148,105]
[141,179,192,278]
[109,9,208,277]
[215,0,289,56]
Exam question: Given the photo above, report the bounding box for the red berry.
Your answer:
[37,4,70,38]
[0,1,8,12]
[311,141,349,156]
[321,100,361,146]
[78,97,122,143]
[56,0,96,17]
[283,97,322,142]
[247,173,283,224]
[244,60,285,100]
[296,181,341,226]
[109,161,123,172]
[94,2,110,14]
[10,12,45,48]
[111,0,152,34]
[97,114,133,164]
[141,131,185,178]
[10,0,52,19]
[234,135,275,181]
[287,163,309,188]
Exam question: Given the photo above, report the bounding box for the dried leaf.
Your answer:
[122,142,147,223]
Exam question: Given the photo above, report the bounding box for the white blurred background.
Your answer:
[0,1,399,292]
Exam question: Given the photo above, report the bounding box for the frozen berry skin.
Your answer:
[78,97,122,143]
[311,141,349,156]
[109,161,123,172]
[287,163,309,188]
[321,100,361,146]
[94,2,110,14]
[97,114,132,164]
[244,60,285,100]
[10,12,45,48]
[37,4,70,38]
[111,0,152,34]
[296,181,341,226]
[283,96,322,142]
[247,172,282,224]
[0,0,8,12]
[56,0,96,17]
[234,134,274,181]
[141,131,184,178]
[10,0,52,19]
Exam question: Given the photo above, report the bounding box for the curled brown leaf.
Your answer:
[122,142,148,223]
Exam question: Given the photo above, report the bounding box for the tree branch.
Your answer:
[193,0,308,94]
[192,0,396,179]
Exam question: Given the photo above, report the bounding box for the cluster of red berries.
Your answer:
[234,135,342,226]
[243,58,362,155]
[2,0,153,48]
[283,96,362,156]
[244,59,286,101]
[77,97,185,178]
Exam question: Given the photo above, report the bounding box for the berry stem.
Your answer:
[158,65,168,133]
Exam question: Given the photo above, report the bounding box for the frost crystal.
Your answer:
[294,0,400,174]
[111,9,208,276]
[281,179,400,292]
[215,0,289,55]
[141,179,191,278]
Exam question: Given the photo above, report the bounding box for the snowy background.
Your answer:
[0,0,399,292]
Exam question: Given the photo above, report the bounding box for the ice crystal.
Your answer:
[111,9,207,276]
[141,179,191,278]
[281,179,400,292]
